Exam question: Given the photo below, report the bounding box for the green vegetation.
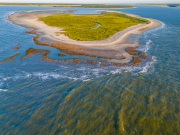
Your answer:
[40,12,150,41]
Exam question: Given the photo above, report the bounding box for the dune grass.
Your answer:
[40,12,150,41]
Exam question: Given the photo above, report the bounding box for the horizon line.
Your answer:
[0,2,180,4]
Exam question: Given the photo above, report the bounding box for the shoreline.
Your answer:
[8,10,162,64]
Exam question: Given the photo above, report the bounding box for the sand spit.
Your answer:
[8,10,162,64]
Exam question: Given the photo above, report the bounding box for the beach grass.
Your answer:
[40,12,150,41]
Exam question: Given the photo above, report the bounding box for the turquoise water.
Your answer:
[0,6,179,134]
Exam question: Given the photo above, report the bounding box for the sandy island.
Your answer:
[8,10,162,64]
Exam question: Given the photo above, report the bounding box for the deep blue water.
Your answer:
[0,6,179,134]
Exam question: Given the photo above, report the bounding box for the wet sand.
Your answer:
[21,47,146,66]
[0,53,20,64]
[8,10,162,64]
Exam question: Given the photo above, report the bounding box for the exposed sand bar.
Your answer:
[8,10,162,64]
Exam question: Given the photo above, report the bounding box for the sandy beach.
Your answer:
[8,10,162,64]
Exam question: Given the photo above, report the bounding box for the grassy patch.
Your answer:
[40,12,150,41]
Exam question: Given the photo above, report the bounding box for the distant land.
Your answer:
[0,3,134,8]
[0,3,179,8]
[142,4,180,8]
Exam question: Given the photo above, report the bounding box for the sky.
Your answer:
[0,0,179,4]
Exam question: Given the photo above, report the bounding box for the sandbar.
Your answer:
[8,10,162,64]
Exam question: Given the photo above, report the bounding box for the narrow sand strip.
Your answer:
[8,10,162,63]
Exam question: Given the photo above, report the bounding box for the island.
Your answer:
[8,10,162,65]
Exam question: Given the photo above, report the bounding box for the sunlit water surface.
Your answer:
[0,6,179,134]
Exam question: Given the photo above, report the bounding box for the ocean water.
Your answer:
[0,6,179,134]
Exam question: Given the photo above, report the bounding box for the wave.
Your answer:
[136,21,166,74]
[138,39,153,53]
[0,37,159,84]
[144,21,166,36]
[140,56,157,73]
[3,11,16,23]
[0,72,91,82]
[137,39,158,73]
[0,89,9,92]
[0,81,9,92]
[3,11,26,30]
[0,64,151,84]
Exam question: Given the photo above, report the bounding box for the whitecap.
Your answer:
[0,89,9,92]
[140,56,157,73]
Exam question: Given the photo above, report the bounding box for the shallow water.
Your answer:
[0,6,179,134]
